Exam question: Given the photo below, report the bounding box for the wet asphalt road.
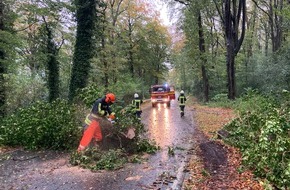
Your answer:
[1,98,196,190]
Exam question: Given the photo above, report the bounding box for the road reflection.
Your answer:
[148,103,174,150]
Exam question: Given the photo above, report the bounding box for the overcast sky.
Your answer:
[146,0,171,26]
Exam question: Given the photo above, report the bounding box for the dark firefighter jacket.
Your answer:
[132,98,143,111]
[178,95,186,106]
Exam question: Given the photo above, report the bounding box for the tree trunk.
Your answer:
[226,41,236,99]
[253,0,284,53]
[201,65,209,101]
[197,10,209,102]
[0,0,6,117]
[269,0,283,52]
[43,18,60,102]
[223,0,246,100]
[101,12,109,88]
[155,63,159,84]
[102,38,109,88]
[128,18,134,77]
[47,30,60,102]
[245,5,256,86]
[69,0,97,101]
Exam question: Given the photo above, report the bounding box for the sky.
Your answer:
[145,0,185,47]
[148,0,184,28]
[158,2,171,26]
[147,0,172,26]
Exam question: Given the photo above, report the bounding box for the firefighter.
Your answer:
[178,90,186,117]
[77,93,116,152]
[132,93,143,120]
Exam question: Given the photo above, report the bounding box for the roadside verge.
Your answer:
[182,98,264,189]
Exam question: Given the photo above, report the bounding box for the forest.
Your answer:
[0,0,290,114]
[0,0,289,189]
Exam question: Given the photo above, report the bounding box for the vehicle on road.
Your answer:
[149,84,175,107]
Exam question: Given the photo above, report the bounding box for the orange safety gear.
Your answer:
[108,113,115,120]
[105,93,116,103]
[78,94,116,152]
[77,120,102,152]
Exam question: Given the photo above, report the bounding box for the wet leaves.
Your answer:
[150,171,176,188]
[193,105,235,139]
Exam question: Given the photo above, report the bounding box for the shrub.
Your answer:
[224,91,290,189]
[0,99,82,150]
[76,84,105,107]
[207,93,234,108]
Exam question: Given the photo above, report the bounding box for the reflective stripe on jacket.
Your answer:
[91,97,112,117]
[85,113,99,125]
[84,113,113,137]
[178,95,186,106]
[132,99,142,111]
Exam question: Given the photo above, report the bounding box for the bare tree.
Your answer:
[214,0,246,99]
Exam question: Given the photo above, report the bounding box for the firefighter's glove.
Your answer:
[108,112,115,120]
[99,110,105,116]
[108,118,115,124]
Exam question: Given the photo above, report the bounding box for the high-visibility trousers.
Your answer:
[77,120,102,152]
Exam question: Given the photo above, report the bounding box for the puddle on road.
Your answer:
[148,105,173,148]
[142,100,195,158]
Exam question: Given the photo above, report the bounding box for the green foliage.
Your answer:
[5,70,48,114]
[207,93,234,108]
[76,84,147,147]
[69,136,159,172]
[69,91,159,171]
[77,80,147,108]
[136,139,160,154]
[211,93,228,102]
[0,99,81,150]
[113,104,145,136]
[69,0,98,100]
[233,88,274,114]
[43,24,60,103]
[69,138,159,171]
[93,149,127,171]
[0,6,20,117]
[224,90,290,189]
[244,49,290,94]
[201,169,210,177]
[76,84,105,107]
[107,74,146,102]
[70,148,127,171]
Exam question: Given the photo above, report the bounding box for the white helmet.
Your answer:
[134,93,139,98]
[180,90,184,94]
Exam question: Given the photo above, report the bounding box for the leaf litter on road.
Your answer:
[183,99,264,190]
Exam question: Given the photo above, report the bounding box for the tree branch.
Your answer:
[213,0,224,25]
[252,0,271,18]
[173,0,190,6]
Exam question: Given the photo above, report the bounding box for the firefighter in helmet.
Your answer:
[178,90,187,117]
[132,93,143,120]
[77,93,116,152]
